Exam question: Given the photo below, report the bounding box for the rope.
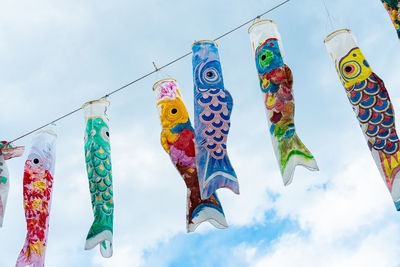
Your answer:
[6,0,291,145]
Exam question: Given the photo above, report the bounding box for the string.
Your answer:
[6,0,291,146]
[321,0,335,31]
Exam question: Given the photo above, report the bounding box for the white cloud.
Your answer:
[245,156,400,267]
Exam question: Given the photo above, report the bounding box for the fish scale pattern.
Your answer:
[198,88,231,160]
[345,72,399,155]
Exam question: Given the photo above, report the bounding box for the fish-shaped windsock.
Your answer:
[82,100,113,258]
[0,141,24,227]
[248,20,318,185]
[153,78,228,232]
[381,0,400,39]
[192,40,239,200]
[325,29,400,210]
[16,130,56,267]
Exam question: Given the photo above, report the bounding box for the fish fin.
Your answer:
[0,196,4,227]
[377,150,400,210]
[160,131,170,153]
[16,238,46,267]
[15,241,29,267]
[85,214,113,258]
[100,240,113,258]
[225,89,233,113]
[200,153,239,199]
[187,192,228,232]
[278,133,318,185]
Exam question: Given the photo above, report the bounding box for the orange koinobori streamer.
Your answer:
[325,29,400,210]
[16,130,57,267]
[0,142,24,227]
[248,20,318,185]
[153,78,228,232]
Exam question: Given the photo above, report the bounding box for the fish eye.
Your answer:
[171,108,178,114]
[100,127,110,142]
[341,60,361,80]
[261,55,267,60]
[202,67,220,84]
[33,158,39,164]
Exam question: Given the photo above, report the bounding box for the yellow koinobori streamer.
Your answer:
[325,29,400,210]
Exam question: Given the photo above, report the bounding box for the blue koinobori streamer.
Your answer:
[192,40,239,200]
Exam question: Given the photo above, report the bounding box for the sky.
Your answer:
[1,0,400,266]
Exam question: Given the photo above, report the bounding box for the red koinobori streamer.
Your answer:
[16,130,57,267]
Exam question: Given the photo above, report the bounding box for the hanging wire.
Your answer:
[321,0,335,31]
[6,0,290,145]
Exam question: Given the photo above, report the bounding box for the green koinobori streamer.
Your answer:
[82,100,114,258]
[248,20,318,185]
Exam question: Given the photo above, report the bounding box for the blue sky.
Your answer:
[1,0,400,266]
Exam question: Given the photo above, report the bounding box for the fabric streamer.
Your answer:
[0,141,24,227]
[325,29,400,210]
[248,20,319,185]
[16,130,56,267]
[153,78,228,232]
[192,40,239,200]
[381,0,400,39]
[82,100,114,258]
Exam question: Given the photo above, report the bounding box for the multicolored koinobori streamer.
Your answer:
[381,0,400,39]
[82,100,114,258]
[325,29,400,210]
[0,142,24,227]
[16,130,56,267]
[192,40,239,200]
[248,20,318,185]
[153,78,228,232]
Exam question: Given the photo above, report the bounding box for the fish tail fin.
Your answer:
[16,239,29,267]
[0,196,5,227]
[187,191,228,232]
[201,154,239,199]
[85,212,113,258]
[0,182,9,227]
[278,132,318,185]
[16,238,45,267]
[376,150,400,211]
